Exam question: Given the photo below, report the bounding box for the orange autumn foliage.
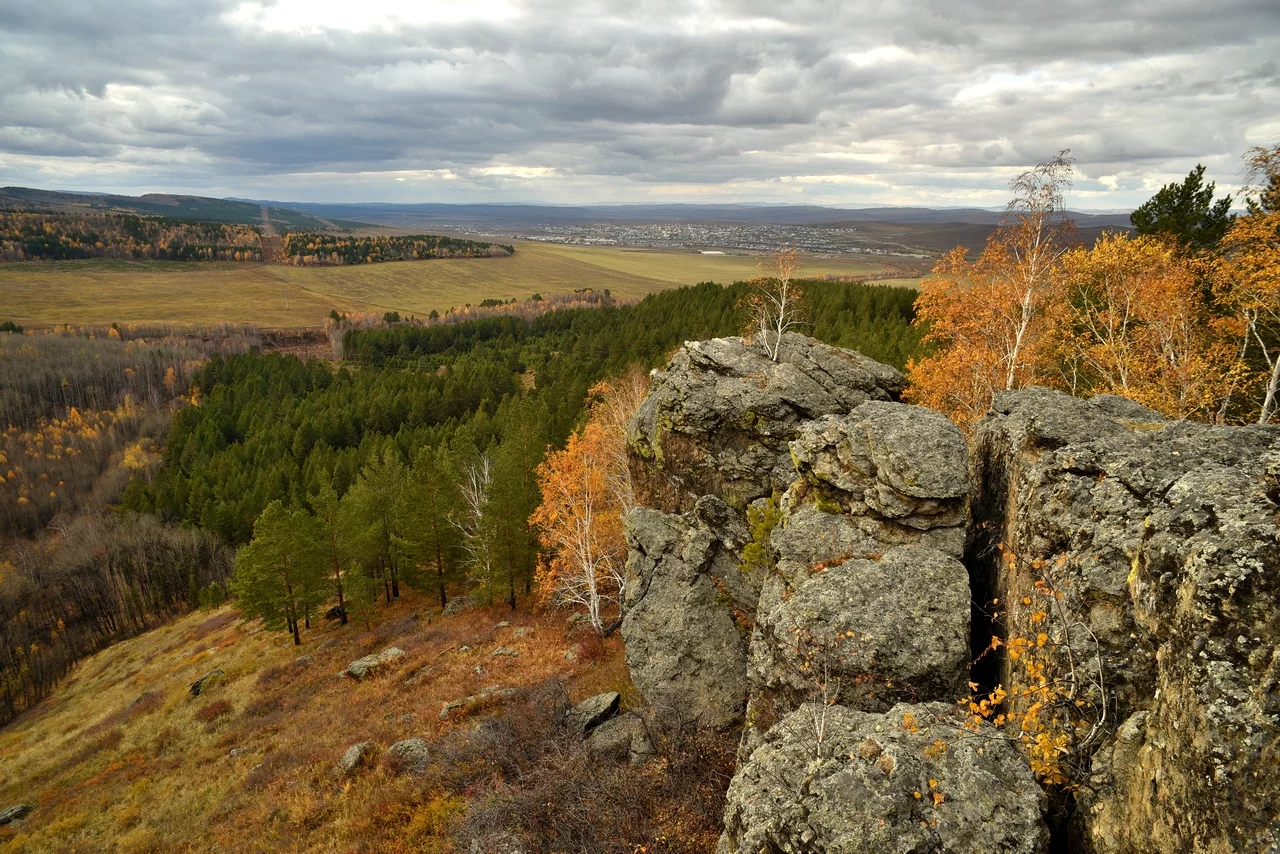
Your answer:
[532,368,647,633]
[1055,232,1240,420]
[1215,209,1280,422]
[907,152,1076,427]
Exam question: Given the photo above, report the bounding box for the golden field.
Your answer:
[0,242,910,328]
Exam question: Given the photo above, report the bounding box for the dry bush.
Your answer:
[194,699,233,726]
[65,728,125,769]
[85,690,164,736]
[445,682,736,854]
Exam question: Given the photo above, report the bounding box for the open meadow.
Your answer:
[0,241,915,328]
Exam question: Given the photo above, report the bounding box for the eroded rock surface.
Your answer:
[621,507,748,730]
[751,544,970,715]
[972,388,1280,854]
[628,334,905,513]
[721,702,1048,854]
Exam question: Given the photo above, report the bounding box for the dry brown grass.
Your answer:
[1,241,906,328]
[0,592,638,853]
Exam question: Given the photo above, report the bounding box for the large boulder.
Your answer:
[750,544,971,717]
[721,702,1048,854]
[787,402,969,546]
[344,647,405,680]
[384,738,432,775]
[621,507,748,730]
[971,388,1280,854]
[627,334,905,513]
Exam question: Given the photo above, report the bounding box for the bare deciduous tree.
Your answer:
[746,246,807,362]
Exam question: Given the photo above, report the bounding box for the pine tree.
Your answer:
[231,500,325,645]
[399,444,463,609]
[309,473,355,624]
[345,447,408,603]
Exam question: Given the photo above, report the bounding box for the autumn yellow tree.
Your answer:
[1055,232,1238,420]
[532,369,647,634]
[907,151,1076,426]
[1214,145,1280,422]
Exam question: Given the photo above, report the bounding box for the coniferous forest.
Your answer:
[281,233,514,266]
[0,279,918,725]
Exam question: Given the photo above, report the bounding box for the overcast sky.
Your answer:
[1,0,1277,208]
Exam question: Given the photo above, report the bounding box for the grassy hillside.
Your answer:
[0,187,345,231]
[1,242,909,328]
[0,593,664,853]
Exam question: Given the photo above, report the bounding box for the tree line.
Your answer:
[0,211,265,262]
[125,278,921,645]
[281,233,514,266]
[0,324,250,725]
[908,145,1280,426]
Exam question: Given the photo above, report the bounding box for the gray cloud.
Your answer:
[0,0,1276,205]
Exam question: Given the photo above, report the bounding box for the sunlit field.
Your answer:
[0,241,915,328]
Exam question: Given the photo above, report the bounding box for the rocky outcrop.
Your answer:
[335,741,376,776]
[622,337,921,733]
[385,738,432,775]
[622,336,1280,854]
[628,334,905,513]
[721,702,1048,854]
[743,401,971,748]
[344,647,404,680]
[971,388,1280,854]
[622,507,749,730]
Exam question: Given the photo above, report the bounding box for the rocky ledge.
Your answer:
[620,335,1280,854]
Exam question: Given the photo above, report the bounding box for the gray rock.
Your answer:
[622,507,749,729]
[385,738,432,775]
[189,669,225,697]
[490,646,519,657]
[563,644,583,663]
[788,402,969,538]
[335,741,376,776]
[440,687,519,720]
[568,692,620,735]
[627,334,905,513]
[0,805,34,826]
[751,544,970,715]
[294,655,313,666]
[443,596,472,616]
[344,647,405,680]
[722,703,1048,854]
[584,712,655,765]
[972,388,1280,854]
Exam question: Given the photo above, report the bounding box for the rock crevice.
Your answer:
[620,338,1280,854]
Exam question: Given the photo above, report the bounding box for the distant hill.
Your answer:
[0,187,361,232]
[276,200,1134,229]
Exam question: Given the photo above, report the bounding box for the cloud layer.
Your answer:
[1,0,1278,205]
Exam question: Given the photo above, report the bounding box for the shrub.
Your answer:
[194,699,233,725]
